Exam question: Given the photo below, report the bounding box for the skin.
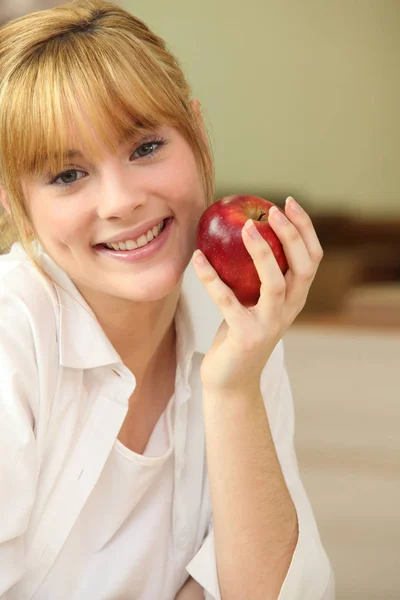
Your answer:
[0,100,207,597]
[2,94,324,596]
[18,105,206,394]
[175,576,204,599]
[192,197,324,598]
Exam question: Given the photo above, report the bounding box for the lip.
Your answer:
[94,216,171,246]
[93,216,174,262]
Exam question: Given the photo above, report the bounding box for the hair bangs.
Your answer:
[3,27,187,180]
[0,0,215,266]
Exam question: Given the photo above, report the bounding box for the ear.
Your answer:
[0,184,11,215]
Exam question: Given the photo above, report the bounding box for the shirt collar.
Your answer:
[29,241,223,370]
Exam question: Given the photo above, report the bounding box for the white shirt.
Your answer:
[0,241,335,600]
[40,396,178,599]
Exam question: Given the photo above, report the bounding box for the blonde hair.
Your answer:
[0,0,214,278]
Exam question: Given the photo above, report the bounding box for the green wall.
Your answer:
[122,0,399,218]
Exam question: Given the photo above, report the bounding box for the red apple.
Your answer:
[196,195,289,307]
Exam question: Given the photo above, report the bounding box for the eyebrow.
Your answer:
[40,149,85,164]
[62,150,85,159]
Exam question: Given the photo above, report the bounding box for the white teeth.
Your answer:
[136,234,148,248]
[104,220,165,251]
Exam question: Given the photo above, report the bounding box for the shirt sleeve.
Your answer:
[186,340,335,600]
[0,286,40,595]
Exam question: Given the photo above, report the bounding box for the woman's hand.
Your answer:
[192,196,323,394]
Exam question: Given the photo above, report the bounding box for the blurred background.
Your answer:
[1,1,399,598]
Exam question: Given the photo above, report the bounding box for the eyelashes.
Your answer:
[47,135,169,187]
[131,136,167,160]
[50,170,85,186]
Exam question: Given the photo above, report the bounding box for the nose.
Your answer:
[96,170,146,221]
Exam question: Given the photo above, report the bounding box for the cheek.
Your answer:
[29,196,91,247]
[161,153,205,212]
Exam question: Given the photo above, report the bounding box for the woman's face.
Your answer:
[22,124,206,308]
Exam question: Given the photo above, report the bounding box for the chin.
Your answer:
[112,266,184,304]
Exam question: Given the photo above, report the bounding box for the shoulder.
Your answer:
[0,245,60,428]
[0,243,58,328]
[0,244,59,382]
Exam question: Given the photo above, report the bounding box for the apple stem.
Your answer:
[257,212,266,221]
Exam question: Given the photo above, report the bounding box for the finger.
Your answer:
[191,249,248,331]
[269,198,323,316]
[268,203,316,282]
[241,220,286,324]
[284,197,324,264]
[281,269,310,318]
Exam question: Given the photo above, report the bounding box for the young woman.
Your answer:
[0,1,334,598]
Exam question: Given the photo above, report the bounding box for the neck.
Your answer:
[93,285,181,387]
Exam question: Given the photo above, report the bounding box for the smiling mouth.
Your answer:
[96,218,171,251]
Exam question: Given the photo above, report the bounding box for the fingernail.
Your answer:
[244,219,259,239]
[193,249,207,265]
[286,196,303,213]
[269,206,287,224]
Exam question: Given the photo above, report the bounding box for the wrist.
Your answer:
[202,384,264,408]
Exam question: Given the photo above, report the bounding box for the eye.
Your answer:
[131,138,166,160]
[51,169,86,186]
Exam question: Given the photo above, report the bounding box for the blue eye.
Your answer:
[47,136,167,186]
[131,138,166,160]
[51,170,86,186]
